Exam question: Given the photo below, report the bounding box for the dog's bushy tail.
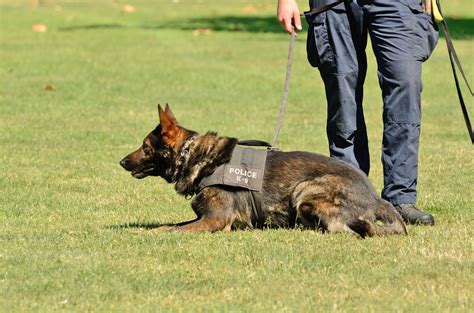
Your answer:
[347,201,407,238]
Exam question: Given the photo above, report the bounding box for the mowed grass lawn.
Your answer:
[1,0,473,311]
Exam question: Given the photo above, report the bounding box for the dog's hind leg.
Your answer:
[346,200,407,237]
[373,200,407,235]
[346,216,406,237]
[345,200,407,237]
[292,177,352,233]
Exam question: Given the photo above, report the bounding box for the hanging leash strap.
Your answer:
[271,0,347,147]
[434,0,474,144]
[271,29,296,147]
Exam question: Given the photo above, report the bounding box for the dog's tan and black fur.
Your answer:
[120,105,407,237]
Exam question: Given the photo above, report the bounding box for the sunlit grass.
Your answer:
[1,1,473,311]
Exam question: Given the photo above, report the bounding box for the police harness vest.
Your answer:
[198,145,268,192]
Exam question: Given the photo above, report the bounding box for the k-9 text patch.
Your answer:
[223,164,264,191]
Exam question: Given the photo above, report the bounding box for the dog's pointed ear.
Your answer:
[158,104,165,120]
[164,103,179,125]
[158,104,179,143]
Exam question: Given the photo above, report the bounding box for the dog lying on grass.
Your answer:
[120,105,407,238]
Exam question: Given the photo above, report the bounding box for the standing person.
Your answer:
[276,0,439,225]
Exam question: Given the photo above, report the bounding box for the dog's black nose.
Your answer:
[119,158,128,169]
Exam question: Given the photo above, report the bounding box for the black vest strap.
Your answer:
[237,140,272,148]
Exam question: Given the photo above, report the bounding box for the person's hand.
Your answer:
[277,0,302,34]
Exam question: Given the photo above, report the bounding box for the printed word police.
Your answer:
[228,167,258,179]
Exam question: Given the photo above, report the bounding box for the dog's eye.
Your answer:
[142,145,151,154]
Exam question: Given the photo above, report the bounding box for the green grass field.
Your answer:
[1,0,473,311]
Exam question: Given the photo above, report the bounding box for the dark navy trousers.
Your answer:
[306,0,438,205]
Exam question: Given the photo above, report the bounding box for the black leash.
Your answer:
[436,0,474,144]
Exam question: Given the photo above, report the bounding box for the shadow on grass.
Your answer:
[108,222,164,230]
[58,23,125,31]
[145,15,284,33]
[56,16,474,39]
[108,219,198,230]
[160,15,474,38]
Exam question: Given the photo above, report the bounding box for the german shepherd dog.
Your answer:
[120,105,407,238]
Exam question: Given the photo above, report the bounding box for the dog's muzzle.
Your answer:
[119,158,132,171]
[120,158,156,179]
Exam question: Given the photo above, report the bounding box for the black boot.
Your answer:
[395,204,434,226]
